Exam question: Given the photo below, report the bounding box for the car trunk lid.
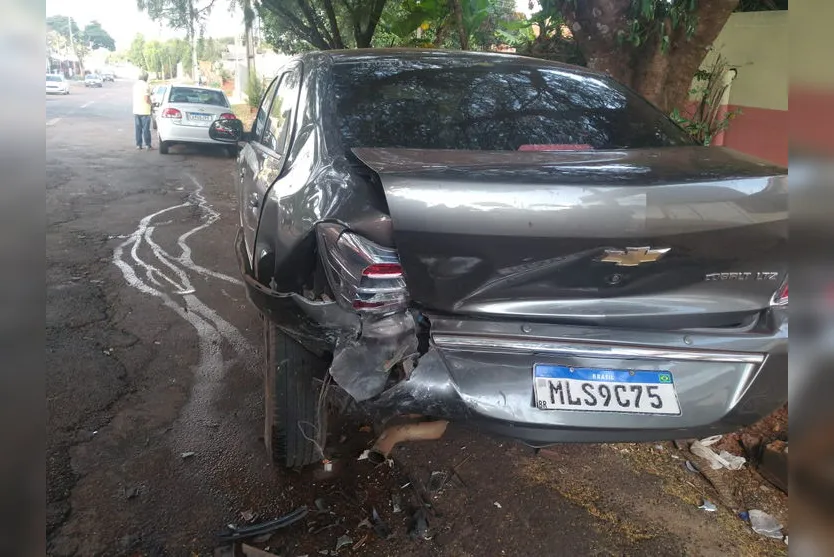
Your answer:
[352,146,787,329]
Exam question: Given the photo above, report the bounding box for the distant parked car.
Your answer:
[46,74,69,95]
[102,71,115,82]
[84,74,103,87]
[156,84,237,156]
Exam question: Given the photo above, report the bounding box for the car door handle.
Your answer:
[249,193,260,208]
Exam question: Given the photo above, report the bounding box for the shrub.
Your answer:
[246,74,264,110]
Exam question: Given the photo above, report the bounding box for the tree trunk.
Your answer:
[449,0,468,50]
[556,0,739,113]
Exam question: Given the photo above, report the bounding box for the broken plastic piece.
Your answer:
[371,507,393,540]
[391,492,403,513]
[748,509,784,539]
[494,502,503,509]
[181,451,196,459]
[690,441,746,470]
[408,508,430,540]
[368,420,449,463]
[334,535,353,551]
[217,506,308,543]
[240,510,256,522]
[684,460,700,473]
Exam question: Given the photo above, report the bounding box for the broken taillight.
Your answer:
[316,224,409,314]
[771,278,788,306]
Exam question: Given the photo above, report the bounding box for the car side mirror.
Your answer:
[209,118,245,143]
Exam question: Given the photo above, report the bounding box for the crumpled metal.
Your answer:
[328,312,418,401]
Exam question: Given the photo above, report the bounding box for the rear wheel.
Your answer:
[263,318,328,468]
[159,141,170,155]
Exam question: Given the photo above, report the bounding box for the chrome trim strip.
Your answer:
[432,334,765,364]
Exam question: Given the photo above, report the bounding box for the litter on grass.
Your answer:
[748,509,784,539]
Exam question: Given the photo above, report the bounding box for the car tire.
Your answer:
[159,141,170,155]
[263,318,327,468]
[226,145,238,158]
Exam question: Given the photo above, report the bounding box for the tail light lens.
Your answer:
[161,107,182,119]
[219,112,237,120]
[316,224,409,314]
[771,278,788,306]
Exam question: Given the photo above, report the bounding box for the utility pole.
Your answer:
[189,0,199,82]
[67,16,75,75]
[244,0,255,79]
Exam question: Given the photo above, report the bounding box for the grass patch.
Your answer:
[232,104,255,130]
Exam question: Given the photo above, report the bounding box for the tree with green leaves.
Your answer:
[256,0,388,50]
[543,0,741,113]
[46,15,116,73]
[136,0,217,79]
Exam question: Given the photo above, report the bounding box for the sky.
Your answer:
[45,0,535,52]
[45,0,243,51]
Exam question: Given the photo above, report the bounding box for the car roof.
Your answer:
[168,84,225,94]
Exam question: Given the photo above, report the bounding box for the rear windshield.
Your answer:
[86,75,98,79]
[46,75,62,82]
[168,87,228,107]
[332,59,693,151]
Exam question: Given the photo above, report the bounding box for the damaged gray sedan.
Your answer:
[210,49,788,468]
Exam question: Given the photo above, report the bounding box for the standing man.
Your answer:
[133,72,153,150]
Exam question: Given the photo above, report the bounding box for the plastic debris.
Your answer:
[357,450,370,461]
[408,508,430,540]
[391,492,403,513]
[738,511,750,521]
[242,544,278,557]
[371,507,393,540]
[427,471,448,494]
[334,535,353,551]
[122,486,140,500]
[357,518,372,530]
[181,452,196,459]
[322,460,333,473]
[684,460,700,473]
[494,502,503,509]
[654,444,664,451]
[748,509,784,539]
[717,450,747,470]
[698,500,718,512]
[240,510,256,522]
[217,506,309,543]
[690,441,746,470]
[700,435,723,447]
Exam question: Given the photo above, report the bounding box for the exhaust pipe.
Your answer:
[368,420,449,464]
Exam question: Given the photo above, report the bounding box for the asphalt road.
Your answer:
[46,80,787,557]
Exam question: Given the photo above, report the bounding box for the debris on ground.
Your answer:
[334,535,353,551]
[408,507,430,541]
[494,501,503,509]
[122,486,140,500]
[181,451,196,459]
[690,439,746,470]
[370,507,393,540]
[217,506,309,543]
[391,492,402,513]
[684,460,699,474]
[427,471,449,495]
[698,500,718,512]
[240,510,256,523]
[748,509,784,539]
[241,543,279,556]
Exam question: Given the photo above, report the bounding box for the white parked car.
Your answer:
[84,74,103,87]
[46,74,69,95]
[155,85,238,156]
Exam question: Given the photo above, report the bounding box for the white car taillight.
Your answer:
[161,107,182,119]
[316,224,409,314]
[771,277,788,306]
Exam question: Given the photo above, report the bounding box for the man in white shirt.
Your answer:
[133,73,153,150]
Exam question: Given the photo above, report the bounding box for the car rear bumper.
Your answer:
[158,120,228,146]
[368,312,788,446]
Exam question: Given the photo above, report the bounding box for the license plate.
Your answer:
[533,365,681,415]
[188,112,213,121]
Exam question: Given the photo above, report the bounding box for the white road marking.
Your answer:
[81,100,95,108]
[112,173,255,449]
[46,117,61,126]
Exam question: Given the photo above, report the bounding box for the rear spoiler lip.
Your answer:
[350,146,787,177]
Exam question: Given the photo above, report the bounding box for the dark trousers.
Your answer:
[134,114,151,147]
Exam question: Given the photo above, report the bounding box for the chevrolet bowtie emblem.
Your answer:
[598,247,671,267]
